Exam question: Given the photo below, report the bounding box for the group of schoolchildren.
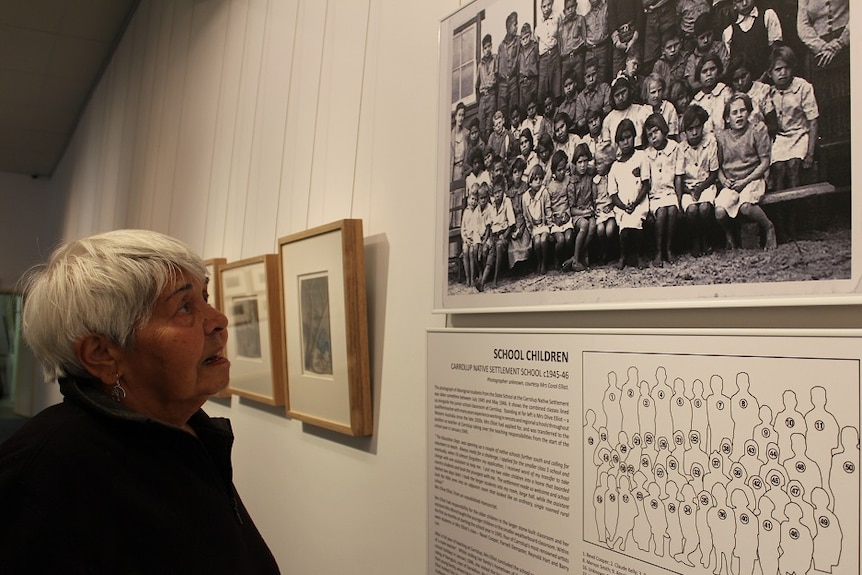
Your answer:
[452,0,823,291]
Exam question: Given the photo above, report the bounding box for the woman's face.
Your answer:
[455,107,465,127]
[112,270,229,417]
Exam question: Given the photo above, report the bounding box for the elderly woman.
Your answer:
[0,230,280,573]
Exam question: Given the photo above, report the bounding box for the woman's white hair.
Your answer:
[21,229,207,381]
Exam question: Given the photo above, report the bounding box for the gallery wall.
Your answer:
[0,0,860,573]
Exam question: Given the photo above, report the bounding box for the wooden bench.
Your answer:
[739,181,842,248]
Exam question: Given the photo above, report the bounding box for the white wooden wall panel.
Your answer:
[222,0,268,261]
[202,0,248,259]
[307,0,369,226]
[241,0,298,257]
[350,0,379,230]
[134,0,172,228]
[97,51,129,232]
[278,0,327,235]
[151,1,192,234]
[168,0,229,252]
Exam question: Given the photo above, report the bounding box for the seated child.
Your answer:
[476,182,493,268]
[592,142,617,263]
[668,78,693,117]
[506,158,533,269]
[768,45,819,191]
[460,186,483,286]
[553,112,582,162]
[643,73,680,140]
[727,55,776,134]
[675,104,718,256]
[478,176,517,290]
[691,53,732,136]
[715,93,777,250]
[558,73,579,128]
[535,133,555,180]
[522,164,553,273]
[581,107,604,162]
[562,143,597,271]
[518,129,540,179]
[601,75,648,147]
[642,112,681,266]
[487,110,519,164]
[609,119,649,269]
[546,150,576,269]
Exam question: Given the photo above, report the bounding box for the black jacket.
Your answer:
[0,378,280,574]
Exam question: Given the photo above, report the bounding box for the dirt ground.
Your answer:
[448,227,852,296]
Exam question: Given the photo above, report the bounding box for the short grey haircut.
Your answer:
[21,229,208,381]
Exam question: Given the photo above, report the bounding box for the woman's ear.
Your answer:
[75,334,121,385]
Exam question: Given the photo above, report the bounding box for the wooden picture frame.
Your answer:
[278,219,372,436]
[217,254,286,406]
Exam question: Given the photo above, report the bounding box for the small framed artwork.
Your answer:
[204,258,230,399]
[278,219,372,436]
[217,254,286,406]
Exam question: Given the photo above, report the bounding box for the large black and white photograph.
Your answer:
[435,0,857,311]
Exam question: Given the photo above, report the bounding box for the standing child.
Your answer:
[464,117,485,179]
[608,0,643,78]
[497,12,521,126]
[714,93,777,250]
[643,73,680,140]
[563,143,597,271]
[592,142,618,264]
[559,0,588,90]
[584,0,612,84]
[581,107,605,163]
[476,34,499,139]
[768,45,819,191]
[651,28,687,88]
[685,13,729,92]
[488,110,519,164]
[546,150,576,268]
[535,133,556,181]
[575,58,612,135]
[460,186,482,286]
[523,164,553,273]
[476,183,493,272]
[675,104,719,257]
[690,53,732,136]
[520,98,548,145]
[558,73,579,128]
[478,176,517,290]
[507,158,533,270]
[722,0,782,80]
[518,23,540,114]
[676,0,710,51]
[518,129,540,180]
[727,55,777,133]
[536,0,562,105]
[609,119,650,269]
[642,112,681,266]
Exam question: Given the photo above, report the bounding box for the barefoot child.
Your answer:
[460,186,482,286]
[547,150,576,268]
[592,142,617,264]
[642,112,681,266]
[715,93,776,250]
[478,176,517,290]
[523,164,553,273]
[563,143,597,271]
[676,104,718,256]
[609,119,649,269]
[506,158,533,270]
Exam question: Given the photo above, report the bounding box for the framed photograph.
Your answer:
[217,255,286,405]
[435,0,857,313]
[278,219,372,436]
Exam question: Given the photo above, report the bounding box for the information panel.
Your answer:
[428,329,861,575]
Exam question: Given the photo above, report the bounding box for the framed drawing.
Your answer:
[435,0,857,313]
[217,254,286,405]
[278,219,372,436]
[205,258,231,399]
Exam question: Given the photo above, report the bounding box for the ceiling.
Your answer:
[0,0,140,177]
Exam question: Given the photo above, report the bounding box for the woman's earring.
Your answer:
[111,375,126,403]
